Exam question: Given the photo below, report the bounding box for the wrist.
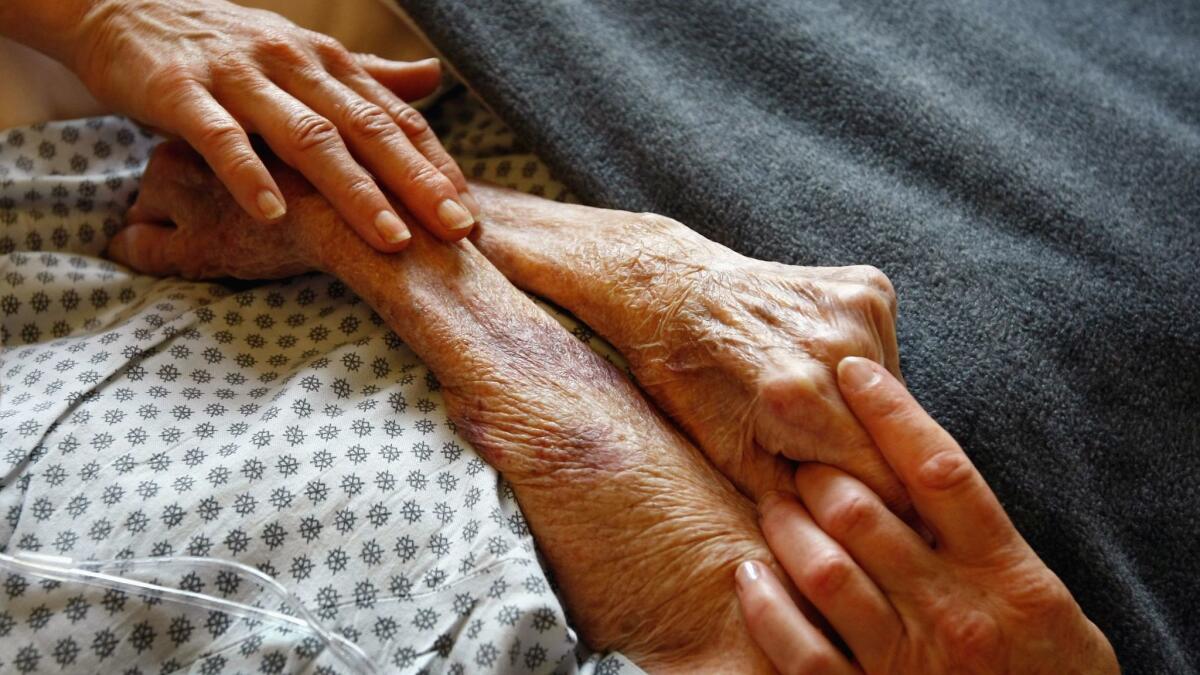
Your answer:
[0,0,115,67]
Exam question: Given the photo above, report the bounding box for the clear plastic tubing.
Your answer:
[0,549,379,675]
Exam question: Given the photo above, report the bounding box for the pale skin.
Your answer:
[108,142,1117,672]
[735,358,1119,674]
[0,0,479,250]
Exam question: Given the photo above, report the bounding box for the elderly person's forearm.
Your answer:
[109,141,781,671]
[466,182,909,509]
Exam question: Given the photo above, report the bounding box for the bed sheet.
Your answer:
[0,91,635,675]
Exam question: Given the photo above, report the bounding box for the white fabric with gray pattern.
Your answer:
[0,97,637,674]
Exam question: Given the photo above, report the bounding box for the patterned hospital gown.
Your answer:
[0,88,638,675]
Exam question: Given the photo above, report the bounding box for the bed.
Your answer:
[0,91,635,674]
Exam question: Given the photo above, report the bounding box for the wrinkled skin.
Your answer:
[738,359,1119,675]
[469,186,908,509]
[109,141,781,671]
[0,0,477,248]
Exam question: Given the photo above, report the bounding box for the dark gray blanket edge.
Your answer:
[401,1,1200,673]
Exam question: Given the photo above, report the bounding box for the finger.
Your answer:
[215,75,412,251]
[793,463,938,594]
[167,86,287,223]
[735,560,860,675]
[345,71,477,204]
[107,223,180,277]
[338,68,481,218]
[129,140,224,231]
[836,356,1023,561]
[758,492,903,670]
[802,265,898,321]
[355,54,442,101]
[266,61,475,241]
[755,358,911,512]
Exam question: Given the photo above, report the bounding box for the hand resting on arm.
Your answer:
[109,140,781,672]
[0,0,478,249]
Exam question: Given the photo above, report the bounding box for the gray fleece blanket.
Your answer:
[397,1,1200,672]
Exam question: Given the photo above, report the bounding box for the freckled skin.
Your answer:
[468,184,910,509]
[113,142,780,672]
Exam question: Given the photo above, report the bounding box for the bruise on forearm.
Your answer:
[320,225,692,490]
[313,219,773,670]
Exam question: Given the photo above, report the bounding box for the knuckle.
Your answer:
[208,50,254,81]
[842,282,891,319]
[424,149,465,182]
[1010,566,1076,619]
[215,150,262,182]
[799,552,854,598]
[308,33,355,71]
[935,607,1003,664]
[254,30,307,64]
[400,161,450,193]
[392,103,431,136]
[195,127,256,176]
[342,175,383,207]
[146,64,200,105]
[856,264,897,301]
[866,287,894,323]
[915,450,975,493]
[635,212,685,235]
[378,100,409,122]
[196,122,241,150]
[823,492,877,539]
[283,113,340,154]
[343,101,396,140]
[870,390,913,427]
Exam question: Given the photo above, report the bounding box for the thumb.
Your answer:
[356,55,443,101]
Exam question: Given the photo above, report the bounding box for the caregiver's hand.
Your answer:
[0,0,478,250]
[735,357,1119,675]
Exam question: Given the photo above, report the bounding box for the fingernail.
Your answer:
[437,198,475,230]
[460,191,481,217]
[375,210,411,244]
[737,560,762,585]
[257,190,286,220]
[838,356,882,391]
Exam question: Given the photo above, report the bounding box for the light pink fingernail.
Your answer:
[737,560,762,585]
[838,356,882,390]
[257,190,285,220]
[437,199,475,230]
[375,210,411,244]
